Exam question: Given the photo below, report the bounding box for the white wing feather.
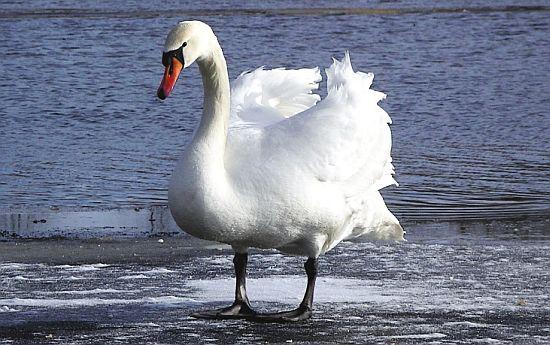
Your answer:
[259,53,396,194]
[230,67,322,128]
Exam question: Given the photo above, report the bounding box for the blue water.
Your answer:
[1,1,549,221]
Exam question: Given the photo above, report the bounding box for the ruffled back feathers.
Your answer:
[230,67,322,128]
[227,53,403,245]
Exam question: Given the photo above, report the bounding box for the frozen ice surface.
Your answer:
[188,276,406,304]
[0,296,195,308]
[0,218,549,344]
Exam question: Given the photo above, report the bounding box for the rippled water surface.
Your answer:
[1,1,549,221]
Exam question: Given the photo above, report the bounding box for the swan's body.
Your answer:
[158,21,403,322]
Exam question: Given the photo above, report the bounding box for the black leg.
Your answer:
[249,257,318,323]
[190,252,256,319]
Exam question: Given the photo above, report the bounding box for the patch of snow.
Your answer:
[65,275,94,281]
[38,289,139,295]
[3,276,55,282]
[388,333,447,339]
[0,263,44,270]
[186,276,399,304]
[185,276,523,312]
[117,274,149,280]
[470,338,502,343]
[0,296,197,308]
[139,268,175,274]
[10,275,30,281]
[0,306,19,312]
[54,264,110,272]
[444,321,488,328]
[132,322,161,327]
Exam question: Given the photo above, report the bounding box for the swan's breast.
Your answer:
[169,144,351,254]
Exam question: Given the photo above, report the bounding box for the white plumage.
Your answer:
[164,21,404,259]
[230,67,322,128]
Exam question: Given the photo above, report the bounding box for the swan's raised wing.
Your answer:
[225,54,403,242]
[229,67,322,128]
[261,53,397,199]
[225,53,402,244]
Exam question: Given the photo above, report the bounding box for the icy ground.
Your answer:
[0,218,549,344]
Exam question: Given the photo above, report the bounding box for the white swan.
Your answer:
[157,21,404,322]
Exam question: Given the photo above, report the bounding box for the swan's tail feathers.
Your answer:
[230,67,322,128]
[346,192,405,242]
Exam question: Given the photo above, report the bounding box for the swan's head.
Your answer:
[157,21,217,100]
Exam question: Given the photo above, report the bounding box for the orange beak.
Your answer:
[157,57,183,100]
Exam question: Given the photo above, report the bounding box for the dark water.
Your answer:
[1,1,549,222]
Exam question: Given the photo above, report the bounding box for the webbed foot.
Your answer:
[247,305,312,323]
[191,302,256,320]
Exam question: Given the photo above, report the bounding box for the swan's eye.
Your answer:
[174,45,185,65]
[162,43,186,67]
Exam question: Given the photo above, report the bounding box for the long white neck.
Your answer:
[190,43,230,171]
